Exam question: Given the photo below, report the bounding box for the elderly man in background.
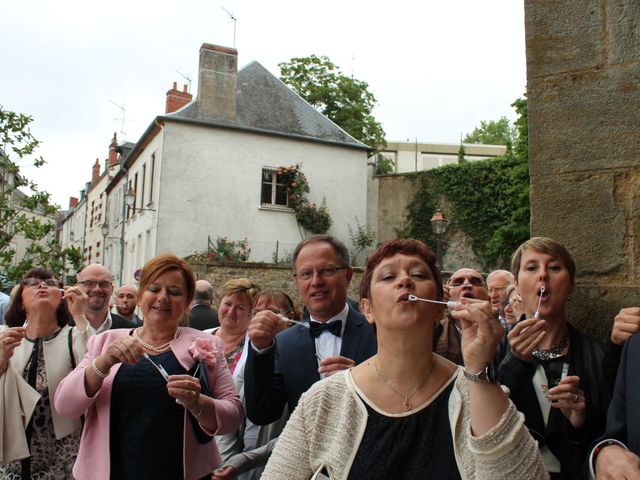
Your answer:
[114,284,142,326]
[486,269,514,325]
[77,264,134,332]
[434,267,490,365]
[188,279,220,330]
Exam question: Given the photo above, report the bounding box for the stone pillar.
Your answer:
[525,1,640,336]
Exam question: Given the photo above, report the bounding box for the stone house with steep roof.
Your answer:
[93,43,369,285]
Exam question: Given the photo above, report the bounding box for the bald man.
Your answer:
[115,284,142,326]
[77,264,135,333]
[188,280,219,331]
[434,268,490,365]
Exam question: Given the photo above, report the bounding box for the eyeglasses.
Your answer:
[23,278,59,288]
[488,286,508,295]
[294,266,346,281]
[78,280,112,289]
[448,277,484,288]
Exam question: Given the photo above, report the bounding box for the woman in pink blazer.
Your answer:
[55,254,243,480]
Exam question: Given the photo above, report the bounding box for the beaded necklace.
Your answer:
[134,327,180,353]
[532,336,568,361]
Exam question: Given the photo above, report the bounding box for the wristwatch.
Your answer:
[463,364,496,384]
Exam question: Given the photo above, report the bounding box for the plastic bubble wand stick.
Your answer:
[408,294,459,309]
[534,285,545,319]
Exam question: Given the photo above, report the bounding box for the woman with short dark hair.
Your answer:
[262,239,547,479]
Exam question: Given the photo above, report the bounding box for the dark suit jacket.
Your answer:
[592,332,640,456]
[110,312,136,329]
[68,312,134,330]
[244,305,377,426]
[498,324,609,480]
[188,304,220,331]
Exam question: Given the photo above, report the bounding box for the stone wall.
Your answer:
[525,0,640,336]
[188,260,364,309]
[373,173,484,273]
[188,259,454,311]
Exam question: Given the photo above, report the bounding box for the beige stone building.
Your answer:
[382,141,506,173]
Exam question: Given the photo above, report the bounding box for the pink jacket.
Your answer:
[54,327,244,480]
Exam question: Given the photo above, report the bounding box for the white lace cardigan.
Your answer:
[262,368,549,480]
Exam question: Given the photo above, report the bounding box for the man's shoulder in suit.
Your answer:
[111,312,136,329]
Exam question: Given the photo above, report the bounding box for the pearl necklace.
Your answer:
[134,327,180,353]
[374,356,437,411]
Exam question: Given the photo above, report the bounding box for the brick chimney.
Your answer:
[166,82,193,113]
[197,43,237,119]
[108,132,119,167]
[91,158,100,184]
[69,197,79,209]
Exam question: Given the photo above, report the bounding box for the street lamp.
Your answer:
[101,222,121,267]
[430,209,448,267]
[125,188,156,213]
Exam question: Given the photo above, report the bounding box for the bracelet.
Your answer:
[91,358,109,379]
[463,364,495,384]
[193,397,204,418]
[589,439,628,479]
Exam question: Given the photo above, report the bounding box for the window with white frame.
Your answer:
[261,167,289,208]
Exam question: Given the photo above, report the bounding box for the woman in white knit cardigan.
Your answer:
[262,239,548,480]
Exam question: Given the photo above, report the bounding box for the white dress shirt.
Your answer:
[309,303,348,362]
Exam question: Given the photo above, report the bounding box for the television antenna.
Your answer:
[108,99,126,137]
[222,7,237,48]
[175,70,192,91]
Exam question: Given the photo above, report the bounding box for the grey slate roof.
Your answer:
[163,61,369,150]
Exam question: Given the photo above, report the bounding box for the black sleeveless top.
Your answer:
[110,351,185,479]
[348,377,461,480]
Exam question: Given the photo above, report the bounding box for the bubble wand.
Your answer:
[408,294,459,309]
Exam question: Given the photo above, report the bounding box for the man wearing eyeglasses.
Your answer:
[244,235,377,426]
[77,264,135,333]
[434,268,490,365]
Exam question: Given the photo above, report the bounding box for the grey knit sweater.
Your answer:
[262,368,548,480]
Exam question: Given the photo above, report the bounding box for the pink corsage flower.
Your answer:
[188,337,218,366]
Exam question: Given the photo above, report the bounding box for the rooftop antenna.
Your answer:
[175,70,192,91]
[108,99,126,137]
[222,7,237,48]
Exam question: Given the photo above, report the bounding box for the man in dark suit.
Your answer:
[76,264,135,332]
[188,280,220,330]
[244,235,377,425]
[115,284,142,326]
[589,331,640,479]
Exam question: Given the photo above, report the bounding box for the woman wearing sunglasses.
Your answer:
[0,268,90,479]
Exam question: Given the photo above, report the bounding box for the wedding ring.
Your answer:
[574,394,578,402]
[191,390,196,396]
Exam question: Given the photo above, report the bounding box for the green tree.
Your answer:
[0,106,84,287]
[348,217,376,266]
[511,95,528,162]
[279,55,387,157]
[463,116,516,149]
[399,94,530,269]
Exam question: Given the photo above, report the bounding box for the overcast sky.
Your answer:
[2,0,526,207]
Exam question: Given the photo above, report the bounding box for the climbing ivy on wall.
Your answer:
[398,153,530,269]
